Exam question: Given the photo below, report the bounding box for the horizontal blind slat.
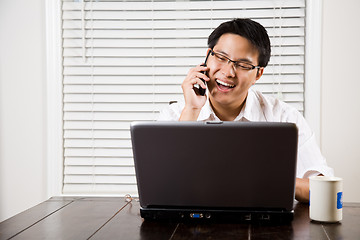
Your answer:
[63,36,304,48]
[62,27,304,39]
[64,148,133,157]
[64,175,137,184]
[63,1,305,11]
[62,18,305,30]
[64,129,130,138]
[64,166,135,175]
[64,120,132,129]
[63,184,138,195]
[63,112,161,121]
[62,9,305,20]
[63,55,304,67]
[65,157,135,166]
[63,93,184,103]
[64,139,132,148]
[64,103,167,113]
[62,81,304,94]
[63,46,304,57]
[63,74,304,85]
[64,92,304,103]
[62,65,304,76]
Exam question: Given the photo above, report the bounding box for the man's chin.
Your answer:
[209,94,235,106]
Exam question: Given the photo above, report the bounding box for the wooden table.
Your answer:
[1,197,359,239]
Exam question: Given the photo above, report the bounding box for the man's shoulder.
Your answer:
[168,99,185,111]
[250,88,294,109]
[248,88,300,121]
[157,99,185,121]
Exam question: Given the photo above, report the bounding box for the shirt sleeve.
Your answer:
[297,132,334,178]
[287,110,334,178]
[157,102,182,121]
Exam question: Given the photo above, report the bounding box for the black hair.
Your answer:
[207,18,271,68]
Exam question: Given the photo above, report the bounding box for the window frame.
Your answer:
[45,0,322,197]
[45,0,64,197]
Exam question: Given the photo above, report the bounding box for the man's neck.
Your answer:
[209,96,247,121]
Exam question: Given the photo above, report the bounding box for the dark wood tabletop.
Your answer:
[1,197,359,240]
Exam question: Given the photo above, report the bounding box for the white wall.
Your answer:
[0,0,47,221]
[321,0,360,202]
[0,0,359,222]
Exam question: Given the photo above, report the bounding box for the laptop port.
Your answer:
[244,214,251,221]
[260,214,270,220]
[190,213,203,219]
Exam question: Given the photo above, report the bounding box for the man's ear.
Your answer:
[255,67,264,81]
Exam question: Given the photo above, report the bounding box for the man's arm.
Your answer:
[295,178,309,203]
[295,174,324,203]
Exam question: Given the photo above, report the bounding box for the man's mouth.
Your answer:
[215,79,236,91]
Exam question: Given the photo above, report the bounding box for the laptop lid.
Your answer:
[130,121,298,213]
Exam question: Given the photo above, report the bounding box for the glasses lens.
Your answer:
[235,62,254,70]
[213,52,228,63]
[212,51,255,71]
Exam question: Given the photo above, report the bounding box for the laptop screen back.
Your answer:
[131,121,298,212]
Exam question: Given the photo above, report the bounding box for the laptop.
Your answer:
[130,121,298,223]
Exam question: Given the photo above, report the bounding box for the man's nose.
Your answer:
[221,61,236,78]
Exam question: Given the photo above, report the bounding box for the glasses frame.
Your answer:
[210,49,261,71]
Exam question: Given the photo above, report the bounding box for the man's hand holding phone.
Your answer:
[179,64,210,121]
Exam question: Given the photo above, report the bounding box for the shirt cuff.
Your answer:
[302,166,335,178]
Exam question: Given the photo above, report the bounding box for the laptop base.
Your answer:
[140,207,294,224]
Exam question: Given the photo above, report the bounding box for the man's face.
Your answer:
[206,33,264,108]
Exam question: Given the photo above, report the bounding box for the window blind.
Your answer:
[62,0,306,195]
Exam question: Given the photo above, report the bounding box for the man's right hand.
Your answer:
[179,64,210,121]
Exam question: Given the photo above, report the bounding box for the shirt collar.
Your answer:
[197,97,218,121]
[197,88,266,122]
[240,88,266,121]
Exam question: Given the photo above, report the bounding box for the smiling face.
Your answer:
[206,33,264,111]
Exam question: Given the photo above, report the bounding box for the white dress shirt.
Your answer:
[158,88,334,179]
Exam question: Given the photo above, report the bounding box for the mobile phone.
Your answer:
[194,51,211,96]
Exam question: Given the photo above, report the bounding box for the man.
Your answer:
[158,18,333,202]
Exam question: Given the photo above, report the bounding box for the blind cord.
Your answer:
[81,0,86,62]
[89,0,96,191]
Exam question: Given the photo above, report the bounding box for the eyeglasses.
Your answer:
[210,50,261,71]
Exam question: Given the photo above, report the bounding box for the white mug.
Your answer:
[309,176,343,222]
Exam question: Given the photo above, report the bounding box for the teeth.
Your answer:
[216,79,235,88]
